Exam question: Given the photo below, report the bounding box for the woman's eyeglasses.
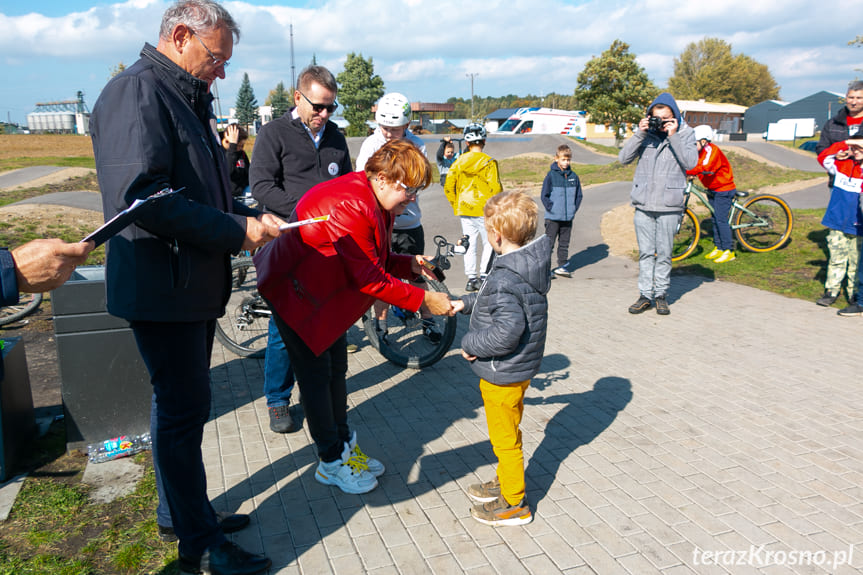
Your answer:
[397,181,420,199]
[299,91,338,114]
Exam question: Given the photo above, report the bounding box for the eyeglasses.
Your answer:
[397,181,420,199]
[299,91,338,114]
[193,33,229,68]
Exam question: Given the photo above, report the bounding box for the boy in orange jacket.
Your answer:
[687,125,738,263]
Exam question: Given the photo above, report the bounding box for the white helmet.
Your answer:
[375,93,411,127]
[463,122,487,142]
[694,125,713,142]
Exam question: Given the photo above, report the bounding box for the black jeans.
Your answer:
[270,310,350,462]
[544,219,573,268]
[131,320,224,557]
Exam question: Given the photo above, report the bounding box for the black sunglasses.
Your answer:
[299,91,338,114]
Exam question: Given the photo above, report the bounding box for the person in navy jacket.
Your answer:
[540,144,582,278]
[89,2,280,573]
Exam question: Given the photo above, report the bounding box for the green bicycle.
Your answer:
[672,180,793,262]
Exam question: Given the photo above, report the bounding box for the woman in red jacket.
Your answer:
[254,140,454,494]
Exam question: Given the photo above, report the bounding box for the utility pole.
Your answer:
[290,23,296,91]
[466,73,479,119]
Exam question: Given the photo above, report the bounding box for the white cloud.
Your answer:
[1,0,861,124]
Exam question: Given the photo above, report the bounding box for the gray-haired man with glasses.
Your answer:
[90,1,279,573]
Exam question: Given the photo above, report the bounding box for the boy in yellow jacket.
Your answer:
[444,123,503,291]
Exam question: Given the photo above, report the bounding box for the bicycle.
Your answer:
[672,179,793,262]
[362,234,467,369]
[0,292,43,327]
[214,256,269,358]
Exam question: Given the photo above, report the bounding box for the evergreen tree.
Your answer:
[575,40,658,147]
[266,82,291,119]
[336,53,385,137]
[235,73,259,128]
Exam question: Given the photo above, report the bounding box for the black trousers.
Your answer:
[270,310,349,462]
[131,319,223,557]
[544,219,573,268]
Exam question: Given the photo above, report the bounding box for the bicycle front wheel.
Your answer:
[215,258,269,358]
[734,194,793,252]
[671,208,700,262]
[362,278,457,369]
[0,292,43,326]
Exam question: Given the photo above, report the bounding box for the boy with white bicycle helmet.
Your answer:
[356,93,441,343]
[686,125,738,263]
[444,122,503,291]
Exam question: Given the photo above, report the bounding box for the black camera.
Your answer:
[647,116,668,133]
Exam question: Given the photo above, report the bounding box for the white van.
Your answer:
[495,107,587,139]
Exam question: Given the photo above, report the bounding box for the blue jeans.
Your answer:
[709,190,735,251]
[264,317,294,407]
[634,209,679,299]
[132,320,224,558]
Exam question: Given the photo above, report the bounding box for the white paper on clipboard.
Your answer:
[82,187,183,246]
[278,215,330,231]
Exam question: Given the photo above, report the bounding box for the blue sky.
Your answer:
[1,0,861,126]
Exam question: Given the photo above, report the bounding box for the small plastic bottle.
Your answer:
[87,433,152,463]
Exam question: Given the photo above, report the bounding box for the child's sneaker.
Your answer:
[470,495,533,526]
[315,442,378,494]
[713,249,736,263]
[348,431,385,477]
[704,246,722,260]
[467,477,501,502]
[552,266,571,278]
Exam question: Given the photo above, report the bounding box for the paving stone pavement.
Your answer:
[202,180,862,574]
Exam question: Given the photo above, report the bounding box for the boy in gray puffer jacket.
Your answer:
[452,190,551,527]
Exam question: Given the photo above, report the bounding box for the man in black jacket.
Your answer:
[250,66,352,434]
[89,2,280,574]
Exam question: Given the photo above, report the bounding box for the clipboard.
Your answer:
[278,214,330,231]
[82,187,183,247]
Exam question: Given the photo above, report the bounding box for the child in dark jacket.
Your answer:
[221,123,250,198]
[436,137,458,186]
[541,144,582,277]
[451,190,551,526]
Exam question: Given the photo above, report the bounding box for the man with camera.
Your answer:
[619,92,698,316]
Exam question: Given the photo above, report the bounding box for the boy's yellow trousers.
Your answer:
[479,378,531,505]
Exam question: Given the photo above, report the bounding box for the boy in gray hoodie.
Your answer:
[452,191,551,526]
[619,92,698,316]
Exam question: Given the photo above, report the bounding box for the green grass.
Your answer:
[673,209,837,305]
[0,422,179,575]
[0,157,96,172]
[0,172,105,265]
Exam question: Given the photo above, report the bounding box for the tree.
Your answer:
[266,81,291,119]
[575,40,658,147]
[235,73,259,128]
[109,62,126,79]
[336,53,384,137]
[667,38,779,106]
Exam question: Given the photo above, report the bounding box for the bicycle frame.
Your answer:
[683,181,771,231]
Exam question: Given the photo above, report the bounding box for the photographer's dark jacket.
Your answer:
[250,110,352,219]
[459,235,551,385]
[619,92,698,213]
[90,43,257,322]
